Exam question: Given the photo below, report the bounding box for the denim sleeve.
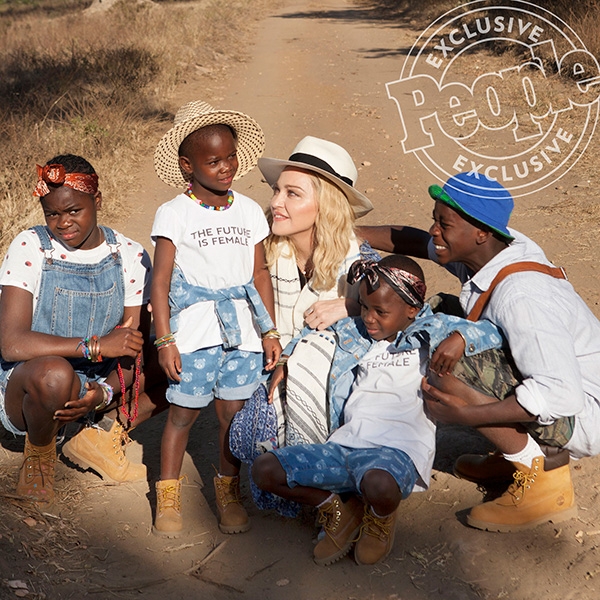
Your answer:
[395,313,504,356]
[282,325,314,356]
[446,317,505,355]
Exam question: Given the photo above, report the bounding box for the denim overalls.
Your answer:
[0,225,125,434]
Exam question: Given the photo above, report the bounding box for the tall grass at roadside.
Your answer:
[358,0,600,61]
[0,0,277,253]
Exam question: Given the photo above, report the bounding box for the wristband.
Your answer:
[450,330,468,349]
[154,333,176,350]
[95,381,113,411]
[262,328,281,340]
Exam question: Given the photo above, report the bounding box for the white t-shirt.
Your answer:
[151,191,270,353]
[0,228,151,311]
[328,340,436,491]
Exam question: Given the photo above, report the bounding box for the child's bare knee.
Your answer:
[252,453,282,491]
[430,371,498,406]
[25,357,78,410]
[167,405,198,430]
[216,399,244,427]
[361,469,400,505]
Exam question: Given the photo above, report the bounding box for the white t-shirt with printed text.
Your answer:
[0,228,151,311]
[328,340,436,491]
[151,191,270,353]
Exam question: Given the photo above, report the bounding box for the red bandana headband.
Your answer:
[33,164,99,197]
[347,259,427,309]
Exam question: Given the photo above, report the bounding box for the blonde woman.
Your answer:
[259,136,374,347]
[230,137,376,514]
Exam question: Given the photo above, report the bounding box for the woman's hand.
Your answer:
[267,362,287,404]
[304,299,349,330]
[263,338,282,371]
[158,344,182,382]
[430,332,466,376]
[53,381,102,422]
[99,316,143,359]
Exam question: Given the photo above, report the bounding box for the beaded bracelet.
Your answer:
[275,356,289,367]
[77,338,91,360]
[154,333,176,350]
[261,328,281,340]
[95,381,114,411]
[77,336,103,362]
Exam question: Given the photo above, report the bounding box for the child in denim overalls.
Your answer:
[0,154,166,507]
[150,101,281,536]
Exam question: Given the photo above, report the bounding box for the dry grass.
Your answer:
[0,0,278,253]
[357,0,600,60]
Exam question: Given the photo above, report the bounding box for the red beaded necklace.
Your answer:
[114,324,141,425]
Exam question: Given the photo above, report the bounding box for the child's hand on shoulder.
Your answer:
[158,344,182,382]
[430,331,466,376]
[262,338,282,371]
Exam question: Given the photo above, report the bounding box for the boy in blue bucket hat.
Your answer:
[359,172,600,533]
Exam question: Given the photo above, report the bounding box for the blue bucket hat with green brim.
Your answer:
[429,173,514,241]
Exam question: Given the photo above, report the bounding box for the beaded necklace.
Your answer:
[118,355,141,425]
[186,185,234,211]
[114,324,141,425]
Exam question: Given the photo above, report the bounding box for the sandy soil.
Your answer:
[2,1,600,599]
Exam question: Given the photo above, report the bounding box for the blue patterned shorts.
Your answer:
[272,442,418,499]
[167,345,262,408]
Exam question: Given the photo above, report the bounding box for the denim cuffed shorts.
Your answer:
[166,345,262,409]
[272,442,418,500]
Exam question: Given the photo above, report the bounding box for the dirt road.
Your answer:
[2,1,600,599]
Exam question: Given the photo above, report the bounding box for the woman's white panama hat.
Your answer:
[258,136,374,218]
[154,100,266,188]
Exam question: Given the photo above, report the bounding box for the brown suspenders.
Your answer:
[466,261,568,322]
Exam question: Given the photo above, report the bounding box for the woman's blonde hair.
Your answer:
[264,170,356,292]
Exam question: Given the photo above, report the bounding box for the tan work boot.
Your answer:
[454,450,516,484]
[213,474,250,534]
[61,420,146,483]
[16,435,57,507]
[467,455,577,532]
[354,506,398,565]
[153,478,184,537]
[313,494,364,566]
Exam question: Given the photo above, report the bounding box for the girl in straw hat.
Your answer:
[0,154,167,507]
[150,101,281,537]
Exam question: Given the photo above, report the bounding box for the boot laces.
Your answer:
[360,510,392,541]
[157,483,181,512]
[24,446,56,486]
[110,423,129,464]
[508,469,537,499]
[317,499,343,534]
[317,498,347,549]
[216,476,242,506]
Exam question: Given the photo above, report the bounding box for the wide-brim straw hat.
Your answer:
[154,100,265,188]
[258,136,374,218]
